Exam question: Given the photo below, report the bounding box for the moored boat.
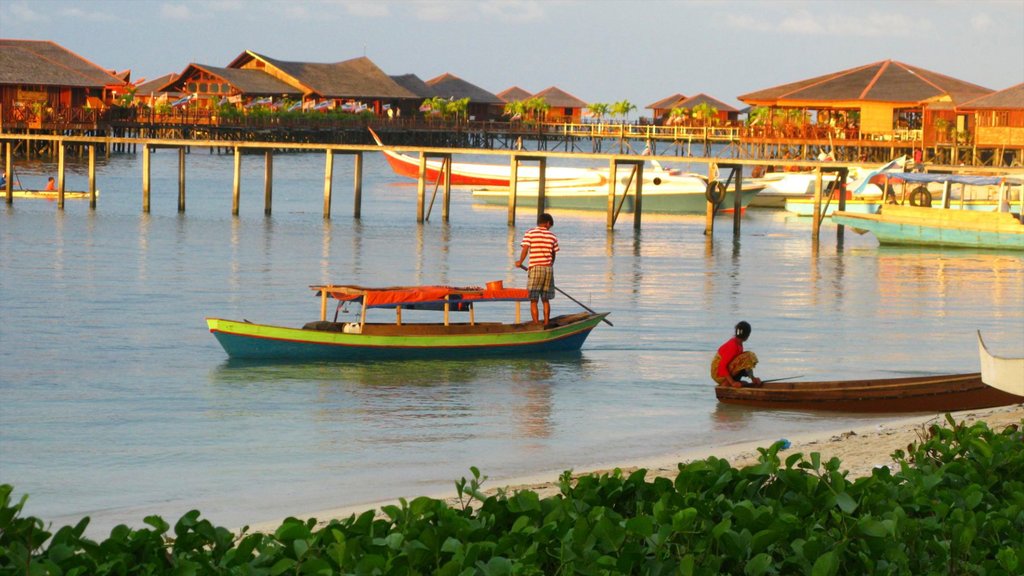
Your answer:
[978,331,1024,396]
[831,204,1024,250]
[207,283,609,361]
[715,372,1024,412]
[3,189,98,200]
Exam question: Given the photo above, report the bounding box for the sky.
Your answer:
[3,0,1023,112]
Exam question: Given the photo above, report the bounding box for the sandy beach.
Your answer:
[247,403,1023,533]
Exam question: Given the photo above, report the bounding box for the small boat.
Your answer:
[472,175,766,214]
[369,128,604,188]
[715,373,1024,412]
[831,204,1024,250]
[3,189,98,200]
[978,331,1024,396]
[207,282,609,361]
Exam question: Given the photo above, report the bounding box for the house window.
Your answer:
[187,82,198,93]
[199,83,208,93]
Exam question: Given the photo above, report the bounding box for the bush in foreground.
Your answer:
[2,415,1022,575]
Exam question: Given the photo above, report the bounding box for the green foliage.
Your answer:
[3,417,1022,574]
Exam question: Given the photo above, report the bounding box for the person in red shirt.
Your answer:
[45,176,56,191]
[515,213,559,325]
[711,321,761,388]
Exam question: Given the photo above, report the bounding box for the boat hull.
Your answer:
[978,331,1024,396]
[207,312,607,361]
[715,373,1024,412]
[472,186,762,214]
[4,189,96,200]
[832,205,1024,250]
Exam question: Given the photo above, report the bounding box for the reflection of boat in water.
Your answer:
[472,174,767,214]
[3,189,98,200]
[715,372,1024,412]
[370,127,604,187]
[978,331,1024,397]
[207,282,609,361]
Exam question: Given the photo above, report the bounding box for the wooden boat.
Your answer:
[715,373,1024,412]
[831,204,1024,250]
[207,283,609,361]
[978,331,1024,396]
[369,128,604,187]
[3,189,97,200]
[471,176,765,214]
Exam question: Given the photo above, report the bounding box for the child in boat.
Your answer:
[515,212,559,325]
[45,176,56,191]
[711,321,761,388]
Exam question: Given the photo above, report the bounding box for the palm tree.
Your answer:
[503,100,526,121]
[610,99,636,122]
[524,96,549,123]
[586,102,609,122]
[692,102,719,126]
[446,97,470,122]
[668,107,690,126]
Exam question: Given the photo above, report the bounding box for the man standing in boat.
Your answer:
[515,213,559,326]
[711,321,761,388]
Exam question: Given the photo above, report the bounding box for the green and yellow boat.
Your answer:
[207,283,609,361]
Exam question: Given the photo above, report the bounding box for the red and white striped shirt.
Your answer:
[521,226,559,268]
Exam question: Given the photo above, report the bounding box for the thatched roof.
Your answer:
[739,60,992,107]
[230,51,417,99]
[0,39,125,88]
[497,86,533,102]
[646,93,686,110]
[160,63,301,96]
[958,83,1024,110]
[672,93,738,113]
[533,86,587,108]
[390,74,434,98]
[135,73,180,96]
[425,73,503,104]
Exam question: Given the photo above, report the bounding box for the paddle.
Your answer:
[518,265,613,326]
[760,375,804,384]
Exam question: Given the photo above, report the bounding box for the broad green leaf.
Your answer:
[834,492,858,514]
[811,550,839,576]
[744,552,773,576]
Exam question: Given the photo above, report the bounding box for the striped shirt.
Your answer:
[521,226,559,268]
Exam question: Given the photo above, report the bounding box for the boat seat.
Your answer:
[302,320,344,332]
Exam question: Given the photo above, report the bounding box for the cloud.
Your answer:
[343,1,390,17]
[728,8,923,38]
[7,1,45,22]
[970,12,994,32]
[478,0,545,23]
[160,3,191,20]
[59,7,118,22]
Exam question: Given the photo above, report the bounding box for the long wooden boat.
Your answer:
[715,373,1024,412]
[207,283,609,361]
[370,128,604,187]
[978,331,1024,396]
[3,189,97,200]
[831,204,1024,250]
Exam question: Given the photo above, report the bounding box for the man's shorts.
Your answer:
[527,266,555,301]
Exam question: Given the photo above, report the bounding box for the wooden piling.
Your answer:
[88,145,96,209]
[142,144,151,213]
[323,149,334,219]
[263,150,272,216]
[416,153,426,223]
[507,157,518,226]
[633,162,643,230]
[811,169,823,240]
[5,142,12,205]
[353,151,363,219]
[178,147,186,213]
[442,155,452,222]
[730,166,743,235]
[57,142,65,209]
[232,147,241,216]
[606,159,616,230]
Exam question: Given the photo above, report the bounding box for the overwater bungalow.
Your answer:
[497,86,533,104]
[531,86,587,123]
[424,73,504,121]
[649,93,739,126]
[957,83,1024,166]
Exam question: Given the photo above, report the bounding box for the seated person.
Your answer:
[45,176,56,191]
[711,321,761,388]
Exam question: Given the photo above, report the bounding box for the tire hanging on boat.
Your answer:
[909,186,932,207]
[705,180,726,206]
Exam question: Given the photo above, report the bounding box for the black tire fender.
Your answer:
[909,186,932,207]
[705,180,726,205]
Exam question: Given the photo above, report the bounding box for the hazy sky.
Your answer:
[3,0,1022,111]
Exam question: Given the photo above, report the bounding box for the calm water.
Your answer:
[2,149,1022,535]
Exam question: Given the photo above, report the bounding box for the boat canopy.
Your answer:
[312,284,530,309]
[879,172,1023,187]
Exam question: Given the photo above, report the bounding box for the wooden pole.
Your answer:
[732,167,742,235]
[507,156,518,226]
[416,153,426,223]
[57,141,65,209]
[88,145,96,209]
[536,157,546,222]
[633,161,643,230]
[142,143,151,213]
[812,169,823,240]
[231,146,242,215]
[442,155,452,222]
[323,149,334,219]
[353,151,363,219]
[177,147,186,213]
[263,149,272,216]
[5,142,12,204]
[606,159,616,229]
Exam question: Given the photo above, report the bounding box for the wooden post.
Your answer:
[353,151,363,219]
[606,159,616,229]
[812,169,823,240]
[5,141,13,204]
[142,143,151,213]
[177,147,186,213]
[263,150,273,216]
[732,166,742,235]
[507,156,518,226]
[57,141,65,209]
[232,146,242,216]
[442,156,452,222]
[416,153,426,222]
[323,149,334,219]
[88,145,96,209]
[633,161,643,230]
[536,157,546,221]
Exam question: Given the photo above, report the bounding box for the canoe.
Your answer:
[714,373,1024,412]
[3,189,98,200]
[207,283,609,361]
[831,204,1024,250]
[978,331,1024,396]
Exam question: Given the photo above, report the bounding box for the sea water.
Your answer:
[1,149,1022,535]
